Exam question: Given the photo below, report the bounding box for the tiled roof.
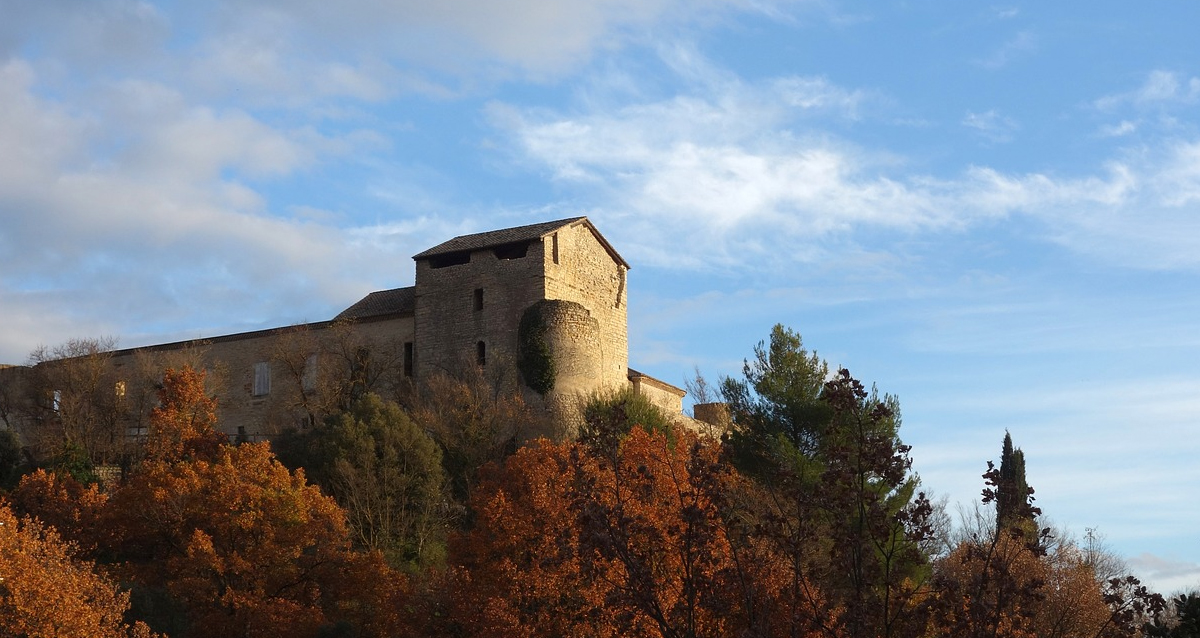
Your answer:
[335,286,416,321]
[413,217,587,260]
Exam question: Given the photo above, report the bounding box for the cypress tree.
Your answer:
[996,431,1033,528]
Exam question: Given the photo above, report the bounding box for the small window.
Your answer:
[253,361,271,396]
[552,233,560,264]
[52,389,62,412]
[404,342,414,377]
[476,341,486,367]
[429,251,471,269]
[114,381,126,399]
[493,241,529,260]
[473,288,484,311]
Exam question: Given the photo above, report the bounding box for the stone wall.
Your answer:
[414,241,546,380]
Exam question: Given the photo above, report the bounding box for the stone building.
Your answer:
[0,217,687,447]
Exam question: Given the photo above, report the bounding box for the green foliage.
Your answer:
[996,431,1034,529]
[579,385,673,452]
[517,303,556,395]
[277,393,449,571]
[49,440,100,486]
[718,325,932,638]
[721,324,832,474]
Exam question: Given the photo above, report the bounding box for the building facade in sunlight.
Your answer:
[0,217,688,449]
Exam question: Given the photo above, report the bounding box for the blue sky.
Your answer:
[3,0,1199,593]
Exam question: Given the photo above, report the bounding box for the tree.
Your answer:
[20,338,132,469]
[103,442,394,637]
[1145,592,1200,638]
[406,366,544,504]
[278,393,449,571]
[454,426,835,638]
[995,432,1034,530]
[0,502,156,638]
[7,468,108,553]
[718,326,931,638]
[144,366,224,463]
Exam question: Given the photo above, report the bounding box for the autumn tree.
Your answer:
[143,365,224,463]
[455,424,835,638]
[7,468,108,553]
[0,501,155,638]
[452,438,619,638]
[931,445,1162,638]
[103,441,400,637]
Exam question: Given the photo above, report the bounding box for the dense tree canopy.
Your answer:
[0,333,1174,638]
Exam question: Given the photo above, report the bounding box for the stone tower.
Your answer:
[412,217,630,407]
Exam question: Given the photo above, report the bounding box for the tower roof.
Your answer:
[413,216,629,268]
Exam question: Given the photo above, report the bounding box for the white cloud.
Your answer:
[488,53,1200,273]
[961,109,1019,143]
[1095,70,1200,111]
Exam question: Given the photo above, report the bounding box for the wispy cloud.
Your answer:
[489,53,1200,274]
[975,30,1036,69]
[961,109,1020,142]
[1095,70,1200,111]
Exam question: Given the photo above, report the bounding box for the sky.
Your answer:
[2,0,1199,593]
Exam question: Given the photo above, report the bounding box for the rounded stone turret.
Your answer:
[518,299,603,430]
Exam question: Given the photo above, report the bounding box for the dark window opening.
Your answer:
[404,342,414,377]
[476,341,486,367]
[492,241,529,260]
[551,233,559,264]
[429,251,471,269]
[473,288,484,311]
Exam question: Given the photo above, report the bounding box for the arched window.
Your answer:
[476,341,486,367]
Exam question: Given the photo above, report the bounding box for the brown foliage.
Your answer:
[454,427,833,638]
[0,501,156,638]
[104,441,402,637]
[8,468,108,552]
[144,366,224,462]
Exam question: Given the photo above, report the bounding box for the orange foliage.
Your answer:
[104,441,401,637]
[455,427,832,638]
[8,468,108,553]
[932,532,1114,638]
[145,366,224,462]
[0,501,156,638]
[454,438,617,638]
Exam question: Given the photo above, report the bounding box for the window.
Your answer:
[404,342,414,377]
[114,381,126,399]
[552,232,560,264]
[429,251,471,269]
[253,361,271,396]
[473,288,484,311]
[52,390,62,412]
[476,341,486,367]
[493,241,529,260]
